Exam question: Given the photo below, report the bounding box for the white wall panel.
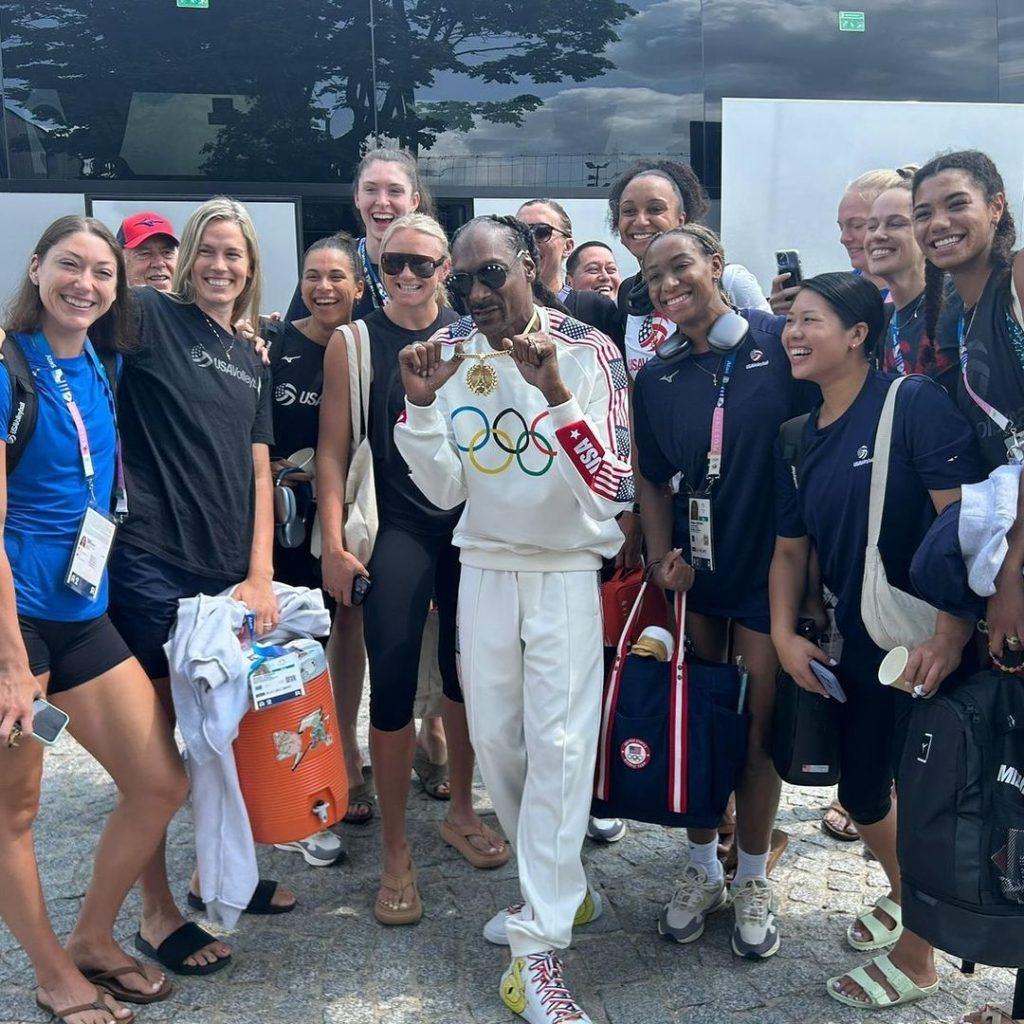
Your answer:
[721,98,1024,297]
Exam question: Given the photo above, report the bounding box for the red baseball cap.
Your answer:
[117,212,179,249]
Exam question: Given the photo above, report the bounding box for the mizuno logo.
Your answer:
[281,355,301,363]
[997,764,1024,795]
[660,370,679,383]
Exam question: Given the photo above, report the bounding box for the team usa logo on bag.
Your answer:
[620,737,651,770]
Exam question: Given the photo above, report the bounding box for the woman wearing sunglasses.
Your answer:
[318,213,508,927]
[516,200,622,350]
[395,214,632,1024]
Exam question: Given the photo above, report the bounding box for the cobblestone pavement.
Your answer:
[0,728,1016,1024]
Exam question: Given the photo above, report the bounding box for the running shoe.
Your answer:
[730,877,780,960]
[586,816,627,843]
[273,830,346,867]
[483,887,604,946]
[500,951,592,1023]
[657,863,729,943]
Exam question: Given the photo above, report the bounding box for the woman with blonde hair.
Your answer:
[107,197,293,977]
[318,212,508,926]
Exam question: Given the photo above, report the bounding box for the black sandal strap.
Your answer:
[246,878,278,912]
[156,922,220,965]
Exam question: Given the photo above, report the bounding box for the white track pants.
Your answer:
[458,566,603,956]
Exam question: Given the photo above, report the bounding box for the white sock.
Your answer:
[733,845,769,885]
[688,838,723,883]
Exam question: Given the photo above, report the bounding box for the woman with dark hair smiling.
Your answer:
[633,224,809,962]
[770,271,984,1010]
[607,159,767,381]
[0,216,187,1024]
[912,151,1024,1024]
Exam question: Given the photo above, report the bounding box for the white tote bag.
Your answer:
[310,320,378,564]
[860,376,938,650]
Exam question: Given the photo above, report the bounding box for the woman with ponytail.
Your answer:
[912,152,1024,1024]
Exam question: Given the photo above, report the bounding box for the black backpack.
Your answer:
[898,669,1024,967]
[3,333,119,475]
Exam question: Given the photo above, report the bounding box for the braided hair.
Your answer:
[912,150,1017,337]
[607,159,710,234]
[451,215,570,314]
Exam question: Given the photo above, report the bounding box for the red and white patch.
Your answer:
[620,737,651,770]
[556,420,603,477]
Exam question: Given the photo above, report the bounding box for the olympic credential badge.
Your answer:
[620,737,651,770]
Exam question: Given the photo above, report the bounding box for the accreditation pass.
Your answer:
[65,506,117,600]
[688,497,714,572]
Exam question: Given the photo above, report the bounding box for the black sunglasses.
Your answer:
[379,252,446,279]
[528,223,571,243]
[448,250,526,299]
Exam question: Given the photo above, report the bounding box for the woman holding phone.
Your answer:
[769,272,983,1010]
[0,216,188,1024]
[318,213,507,926]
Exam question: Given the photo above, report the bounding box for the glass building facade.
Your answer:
[1,0,1022,241]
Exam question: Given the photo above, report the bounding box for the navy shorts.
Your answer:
[108,542,228,679]
[20,613,133,695]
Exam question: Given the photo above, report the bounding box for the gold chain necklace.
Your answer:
[454,308,540,396]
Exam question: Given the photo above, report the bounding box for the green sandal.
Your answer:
[827,952,939,1010]
[847,894,903,950]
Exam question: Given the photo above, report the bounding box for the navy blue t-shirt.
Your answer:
[633,309,817,620]
[1,333,119,620]
[774,371,985,642]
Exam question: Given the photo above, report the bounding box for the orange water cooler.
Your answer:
[233,639,348,844]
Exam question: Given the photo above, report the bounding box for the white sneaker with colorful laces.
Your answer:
[483,886,604,945]
[500,952,592,1024]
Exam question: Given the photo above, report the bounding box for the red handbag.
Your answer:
[600,565,668,647]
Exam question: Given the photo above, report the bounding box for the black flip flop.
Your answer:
[186,878,296,916]
[133,922,232,977]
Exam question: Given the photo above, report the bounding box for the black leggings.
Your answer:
[835,632,912,826]
[363,527,462,732]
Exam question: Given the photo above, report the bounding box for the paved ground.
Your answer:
[0,723,1017,1024]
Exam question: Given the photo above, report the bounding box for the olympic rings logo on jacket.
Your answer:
[450,405,556,476]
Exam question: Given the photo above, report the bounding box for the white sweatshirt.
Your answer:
[394,305,633,571]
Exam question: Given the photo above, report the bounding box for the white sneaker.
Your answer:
[273,829,346,867]
[730,877,780,959]
[483,887,604,946]
[586,816,627,843]
[657,863,729,943]
[500,952,592,1023]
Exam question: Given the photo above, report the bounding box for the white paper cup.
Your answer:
[878,646,915,694]
[287,447,315,474]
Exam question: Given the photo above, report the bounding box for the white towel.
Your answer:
[958,463,1022,598]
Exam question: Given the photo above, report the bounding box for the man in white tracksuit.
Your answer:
[394,216,632,1024]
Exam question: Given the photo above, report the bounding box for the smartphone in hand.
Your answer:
[809,660,846,702]
[26,698,70,745]
[775,250,803,288]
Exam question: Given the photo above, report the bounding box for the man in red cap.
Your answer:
[118,212,179,291]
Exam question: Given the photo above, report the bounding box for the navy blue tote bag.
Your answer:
[592,588,749,828]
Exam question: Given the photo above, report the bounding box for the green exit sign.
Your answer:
[839,10,865,31]
[177,0,209,8]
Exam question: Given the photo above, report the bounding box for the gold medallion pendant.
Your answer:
[466,362,499,396]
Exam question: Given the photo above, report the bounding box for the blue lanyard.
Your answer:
[357,238,389,309]
[29,332,128,518]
